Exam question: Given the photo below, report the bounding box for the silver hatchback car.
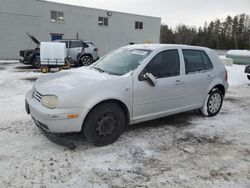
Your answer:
[25,44,228,147]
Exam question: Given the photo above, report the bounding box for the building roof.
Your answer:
[38,0,161,20]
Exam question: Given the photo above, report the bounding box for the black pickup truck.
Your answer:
[245,64,250,80]
[19,33,40,67]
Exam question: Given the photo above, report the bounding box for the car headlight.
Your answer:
[41,95,58,109]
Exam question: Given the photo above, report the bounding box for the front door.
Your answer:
[133,49,183,121]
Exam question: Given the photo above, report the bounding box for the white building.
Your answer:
[0,0,161,59]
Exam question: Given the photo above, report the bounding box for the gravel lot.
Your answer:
[0,61,250,188]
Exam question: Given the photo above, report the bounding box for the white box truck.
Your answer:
[40,42,70,73]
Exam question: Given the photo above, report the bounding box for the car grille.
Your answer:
[34,90,43,102]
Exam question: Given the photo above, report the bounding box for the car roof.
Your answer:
[124,44,210,51]
[59,39,82,41]
[57,39,92,42]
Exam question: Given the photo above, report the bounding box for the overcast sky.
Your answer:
[50,0,250,28]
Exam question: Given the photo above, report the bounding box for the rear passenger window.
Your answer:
[201,52,213,70]
[70,41,82,48]
[183,50,213,74]
[145,50,180,78]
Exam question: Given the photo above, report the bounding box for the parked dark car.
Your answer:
[19,33,40,67]
[245,64,250,80]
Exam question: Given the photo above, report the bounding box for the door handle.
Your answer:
[207,74,212,79]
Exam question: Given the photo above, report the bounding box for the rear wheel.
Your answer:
[40,66,50,73]
[79,55,92,66]
[200,89,223,117]
[83,103,126,146]
[247,75,250,80]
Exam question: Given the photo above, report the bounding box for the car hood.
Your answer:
[35,67,118,95]
[27,33,40,45]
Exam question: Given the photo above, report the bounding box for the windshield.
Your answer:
[92,48,151,75]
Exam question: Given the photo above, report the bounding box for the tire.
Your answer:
[41,66,49,73]
[200,89,223,117]
[247,75,250,80]
[79,55,93,66]
[83,103,126,146]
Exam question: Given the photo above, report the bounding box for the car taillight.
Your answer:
[225,69,228,81]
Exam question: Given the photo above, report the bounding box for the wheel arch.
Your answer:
[80,53,93,61]
[209,84,225,96]
[81,99,130,131]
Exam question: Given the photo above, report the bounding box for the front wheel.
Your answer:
[40,66,50,73]
[247,75,250,80]
[79,55,93,66]
[83,103,126,146]
[200,89,223,117]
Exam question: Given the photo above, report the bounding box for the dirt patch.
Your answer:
[219,109,230,115]
[224,97,241,103]
[15,66,35,70]
[225,96,250,109]
[198,169,234,181]
[0,62,18,65]
[22,77,38,82]
[13,66,39,73]
[0,67,6,70]
[14,68,58,73]
[128,111,196,131]
[175,132,231,145]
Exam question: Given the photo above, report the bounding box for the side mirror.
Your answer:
[143,73,157,87]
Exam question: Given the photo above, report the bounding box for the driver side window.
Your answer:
[145,50,180,78]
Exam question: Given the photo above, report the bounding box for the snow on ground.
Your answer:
[0,61,250,188]
[0,60,20,63]
[219,56,233,66]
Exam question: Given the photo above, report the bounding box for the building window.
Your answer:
[51,11,64,23]
[98,17,108,27]
[135,21,143,30]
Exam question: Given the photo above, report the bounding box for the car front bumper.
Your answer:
[25,89,88,133]
[19,57,28,64]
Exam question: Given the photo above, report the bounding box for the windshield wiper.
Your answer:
[92,67,105,73]
[92,67,122,76]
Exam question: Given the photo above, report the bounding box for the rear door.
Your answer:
[69,41,83,60]
[86,42,98,61]
[181,49,214,108]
